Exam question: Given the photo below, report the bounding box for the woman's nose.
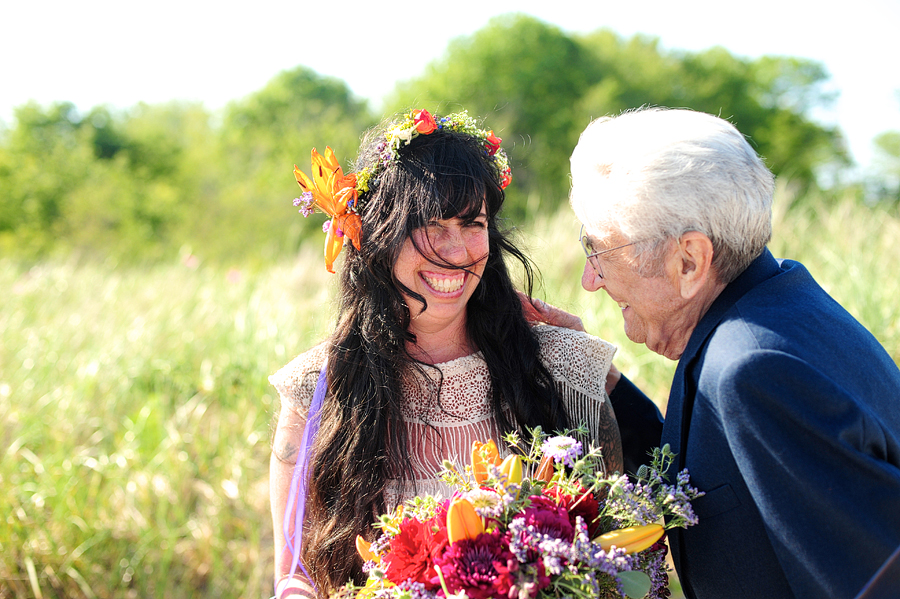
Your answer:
[434,227,467,259]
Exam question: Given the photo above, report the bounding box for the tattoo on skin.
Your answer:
[273,439,299,464]
[597,399,624,476]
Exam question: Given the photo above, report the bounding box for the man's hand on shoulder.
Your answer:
[517,292,585,332]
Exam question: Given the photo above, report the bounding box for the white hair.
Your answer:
[569,107,775,283]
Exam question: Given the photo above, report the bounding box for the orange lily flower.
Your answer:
[294,147,361,273]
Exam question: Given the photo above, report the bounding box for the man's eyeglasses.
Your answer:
[579,225,637,279]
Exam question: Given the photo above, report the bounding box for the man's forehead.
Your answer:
[582,224,623,245]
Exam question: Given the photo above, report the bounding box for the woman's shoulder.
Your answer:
[532,325,617,394]
[268,341,329,411]
[533,324,617,360]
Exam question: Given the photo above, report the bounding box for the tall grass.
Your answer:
[2,194,898,598]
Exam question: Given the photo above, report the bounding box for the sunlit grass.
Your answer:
[1,247,336,598]
[2,193,897,598]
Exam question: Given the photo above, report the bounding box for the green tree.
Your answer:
[388,13,593,216]
[0,101,216,260]
[575,31,848,192]
[389,15,845,216]
[871,130,900,203]
[216,66,374,261]
[0,102,105,256]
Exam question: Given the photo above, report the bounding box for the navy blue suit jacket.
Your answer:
[655,249,900,598]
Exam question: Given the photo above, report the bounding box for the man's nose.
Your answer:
[581,260,604,292]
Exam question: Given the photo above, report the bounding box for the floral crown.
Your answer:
[293,109,512,273]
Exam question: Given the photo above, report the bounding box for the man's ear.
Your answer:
[675,231,715,299]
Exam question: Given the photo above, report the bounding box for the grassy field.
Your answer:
[2,193,899,598]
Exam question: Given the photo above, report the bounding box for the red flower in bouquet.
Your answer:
[383,510,449,589]
[544,482,602,537]
[434,528,516,599]
[347,437,703,599]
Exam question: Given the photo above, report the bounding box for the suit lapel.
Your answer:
[663,249,781,464]
[660,249,780,595]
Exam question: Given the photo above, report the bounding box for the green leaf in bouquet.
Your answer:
[619,569,652,598]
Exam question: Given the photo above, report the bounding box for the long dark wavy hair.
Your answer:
[300,116,569,594]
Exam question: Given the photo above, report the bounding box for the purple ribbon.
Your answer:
[281,365,327,595]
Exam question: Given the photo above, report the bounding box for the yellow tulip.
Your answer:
[595,523,665,554]
[446,498,483,543]
[355,575,392,599]
[499,454,523,485]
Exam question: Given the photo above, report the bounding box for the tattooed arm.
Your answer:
[270,403,316,598]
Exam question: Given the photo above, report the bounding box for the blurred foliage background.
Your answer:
[3,14,898,267]
[3,12,900,599]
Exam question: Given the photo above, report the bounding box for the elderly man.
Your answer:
[564,108,900,598]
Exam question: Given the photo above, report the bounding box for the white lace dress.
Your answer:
[269,325,616,506]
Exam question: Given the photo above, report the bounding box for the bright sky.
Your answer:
[3,0,898,174]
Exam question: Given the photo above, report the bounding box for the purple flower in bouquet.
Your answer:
[506,496,577,576]
[541,436,582,467]
[434,528,516,599]
[631,542,671,599]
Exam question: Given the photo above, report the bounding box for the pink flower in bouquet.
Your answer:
[520,496,576,542]
[434,528,516,599]
[383,509,449,589]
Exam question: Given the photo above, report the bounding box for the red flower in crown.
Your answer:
[485,131,502,156]
[414,109,437,134]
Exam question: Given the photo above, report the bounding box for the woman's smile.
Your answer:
[393,206,489,343]
[421,271,467,295]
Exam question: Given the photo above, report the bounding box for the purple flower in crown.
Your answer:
[293,191,315,217]
[322,220,345,237]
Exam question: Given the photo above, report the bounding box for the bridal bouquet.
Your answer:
[344,428,703,599]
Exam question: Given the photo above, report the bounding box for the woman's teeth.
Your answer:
[424,274,465,293]
[617,301,629,309]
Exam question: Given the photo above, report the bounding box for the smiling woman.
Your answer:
[394,207,489,362]
[268,109,624,598]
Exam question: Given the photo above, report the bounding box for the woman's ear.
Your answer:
[676,231,715,299]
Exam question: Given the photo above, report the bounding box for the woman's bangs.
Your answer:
[438,174,487,221]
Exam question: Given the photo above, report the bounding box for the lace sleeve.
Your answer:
[533,325,617,403]
[268,342,329,414]
[534,325,621,471]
